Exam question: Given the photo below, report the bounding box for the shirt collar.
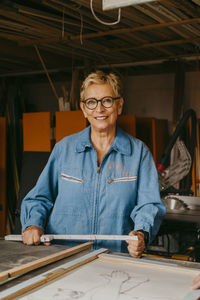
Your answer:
[76,125,132,156]
[111,126,132,155]
[76,126,93,152]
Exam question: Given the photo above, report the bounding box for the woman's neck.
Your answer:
[91,127,116,165]
[91,128,115,150]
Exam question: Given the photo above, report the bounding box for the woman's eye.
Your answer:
[87,99,96,105]
[103,98,112,104]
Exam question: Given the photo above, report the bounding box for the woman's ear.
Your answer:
[117,98,124,115]
[80,102,87,118]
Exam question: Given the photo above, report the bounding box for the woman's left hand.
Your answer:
[126,230,145,258]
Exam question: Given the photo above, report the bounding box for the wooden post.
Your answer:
[0,117,6,237]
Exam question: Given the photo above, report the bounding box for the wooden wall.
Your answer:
[0,117,6,237]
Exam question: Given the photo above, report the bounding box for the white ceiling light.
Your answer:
[103,0,156,11]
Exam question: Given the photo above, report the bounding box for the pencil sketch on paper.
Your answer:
[51,270,150,300]
[22,269,178,300]
[23,270,150,300]
[20,258,197,300]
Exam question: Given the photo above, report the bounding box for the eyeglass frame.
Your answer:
[81,96,121,110]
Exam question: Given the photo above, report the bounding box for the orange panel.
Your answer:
[117,115,136,137]
[56,111,87,142]
[23,112,51,152]
[0,117,6,237]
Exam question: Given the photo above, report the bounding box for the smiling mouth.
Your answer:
[95,116,108,120]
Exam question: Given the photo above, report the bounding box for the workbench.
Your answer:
[1,240,200,300]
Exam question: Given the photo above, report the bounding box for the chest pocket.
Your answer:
[108,176,137,183]
[60,173,83,183]
[105,175,138,216]
[57,172,85,214]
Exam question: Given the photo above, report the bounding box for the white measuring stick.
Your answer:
[5,234,138,242]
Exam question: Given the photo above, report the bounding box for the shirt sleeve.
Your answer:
[130,144,166,243]
[20,143,61,233]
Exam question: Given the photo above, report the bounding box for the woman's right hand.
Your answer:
[22,225,50,246]
[191,274,200,290]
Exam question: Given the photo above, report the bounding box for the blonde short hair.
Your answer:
[80,70,123,100]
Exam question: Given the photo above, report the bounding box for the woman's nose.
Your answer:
[96,100,105,111]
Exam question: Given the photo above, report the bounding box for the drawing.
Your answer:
[20,258,197,300]
[52,289,85,299]
[22,269,149,300]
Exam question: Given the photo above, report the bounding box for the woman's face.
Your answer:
[80,83,123,133]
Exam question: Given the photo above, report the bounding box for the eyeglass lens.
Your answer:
[84,97,117,109]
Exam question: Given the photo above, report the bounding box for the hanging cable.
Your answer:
[90,0,121,26]
[62,7,65,38]
[79,11,83,45]
[34,45,59,101]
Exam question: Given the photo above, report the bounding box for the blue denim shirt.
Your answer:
[20,126,166,253]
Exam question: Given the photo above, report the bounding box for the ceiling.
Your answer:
[0,0,200,79]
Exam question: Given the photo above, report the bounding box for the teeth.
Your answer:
[96,116,107,120]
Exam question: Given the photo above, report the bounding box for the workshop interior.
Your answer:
[0,0,200,298]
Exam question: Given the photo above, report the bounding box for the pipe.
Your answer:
[0,55,199,78]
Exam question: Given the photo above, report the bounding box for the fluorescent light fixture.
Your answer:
[103,0,156,10]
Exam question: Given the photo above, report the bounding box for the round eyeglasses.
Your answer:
[81,96,120,110]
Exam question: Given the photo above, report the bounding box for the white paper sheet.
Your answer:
[20,258,198,300]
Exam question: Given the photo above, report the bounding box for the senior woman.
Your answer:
[21,70,166,257]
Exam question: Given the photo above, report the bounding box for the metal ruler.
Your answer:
[5,234,138,242]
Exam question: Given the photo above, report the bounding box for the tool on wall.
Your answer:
[157,109,197,196]
[158,139,192,193]
[149,109,199,260]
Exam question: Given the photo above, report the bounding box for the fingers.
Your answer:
[127,242,145,258]
[127,230,145,258]
[43,242,51,246]
[22,225,44,246]
[127,247,144,258]
[190,274,200,290]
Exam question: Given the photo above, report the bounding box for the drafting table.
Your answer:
[0,240,200,300]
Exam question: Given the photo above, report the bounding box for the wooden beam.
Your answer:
[16,5,92,30]
[42,0,102,30]
[39,42,114,60]
[18,17,200,46]
[0,32,25,42]
[0,9,59,34]
[141,1,200,38]
[0,242,93,282]
[0,248,107,300]
[104,37,200,52]
[98,253,200,273]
